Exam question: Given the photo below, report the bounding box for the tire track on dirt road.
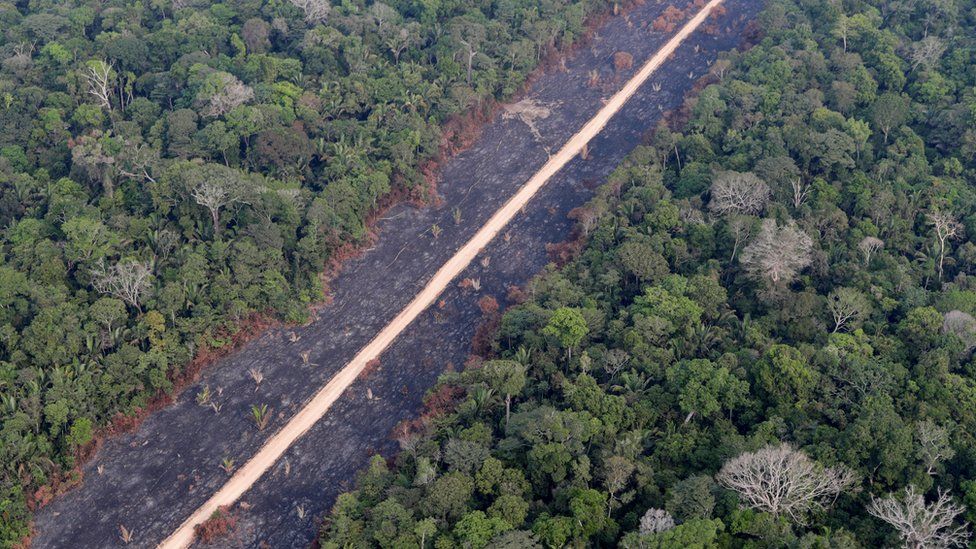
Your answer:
[159,1,728,546]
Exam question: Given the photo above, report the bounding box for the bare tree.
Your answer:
[708,171,771,216]
[910,36,946,72]
[943,310,976,352]
[727,215,755,262]
[868,486,970,548]
[183,164,250,236]
[928,210,961,282]
[450,18,486,85]
[858,236,884,266]
[827,287,870,333]
[191,179,236,235]
[603,456,635,517]
[638,508,675,535]
[915,420,954,476]
[289,0,331,24]
[790,177,811,209]
[116,139,159,184]
[739,219,814,285]
[91,259,153,312]
[716,444,856,523]
[84,60,115,110]
[200,72,254,118]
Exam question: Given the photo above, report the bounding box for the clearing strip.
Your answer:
[159,1,724,546]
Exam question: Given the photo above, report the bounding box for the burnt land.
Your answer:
[32,1,761,547]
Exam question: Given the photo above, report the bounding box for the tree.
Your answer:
[872,93,910,144]
[739,219,813,285]
[666,475,717,521]
[942,310,976,352]
[414,518,436,549]
[450,17,487,85]
[910,36,946,72]
[542,307,588,360]
[423,472,473,521]
[602,456,635,516]
[483,360,526,427]
[289,0,330,24]
[708,171,770,216]
[858,236,884,266]
[639,508,675,535]
[827,288,870,333]
[197,72,254,118]
[915,420,954,476]
[867,486,971,548]
[666,359,747,424]
[726,215,755,262]
[716,444,856,522]
[90,259,152,312]
[182,164,251,236]
[84,60,115,110]
[928,210,960,282]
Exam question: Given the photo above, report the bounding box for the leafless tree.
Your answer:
[727,215,755,262]
[739,219,814,285]
[943,310,976,352]
[289,0,331,24]
[868,486,970,548]
[602,349,630,381]
[201,73,254,118]
[603,456,635,517]
[91,259,152,312]
[716,444,856,523]
[859,236,884,266]
[708,171,771,216]
[3,42,35,74]
[910,36,946,72]
[85,60,115,110]
[117,139,159,184]
[638,508,675,535]
[928,210,961,282]
[827,287,870,333]
[915,420,954,476]
[188,168,246,236]
[790,177,811,209]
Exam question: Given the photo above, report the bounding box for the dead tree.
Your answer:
[827,287,869,333]
[716,444,856,523]
[289,0,331,24]
[915,420,954,476]
[868,486,970,548]
[708,171,771,216]
[638,508,675,535]
[85,60,115,110]
[858,236,884,266]
[91,259,152,312]
[928,210,960,282]
[943,310,976,353]
[739,219,813,285]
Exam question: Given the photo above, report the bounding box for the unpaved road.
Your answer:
[159,2,728,547]
[32,1,761,547]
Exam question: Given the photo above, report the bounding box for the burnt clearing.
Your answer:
[32,1,761,547]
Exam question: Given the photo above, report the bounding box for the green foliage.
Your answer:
[319,0,976,545]
[0,0,617,541]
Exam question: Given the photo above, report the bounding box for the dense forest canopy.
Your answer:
[319,0,976,547]
[0,0,619,543]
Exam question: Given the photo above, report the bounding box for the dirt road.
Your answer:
[32,1,761,546]
[159,2,728,547]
